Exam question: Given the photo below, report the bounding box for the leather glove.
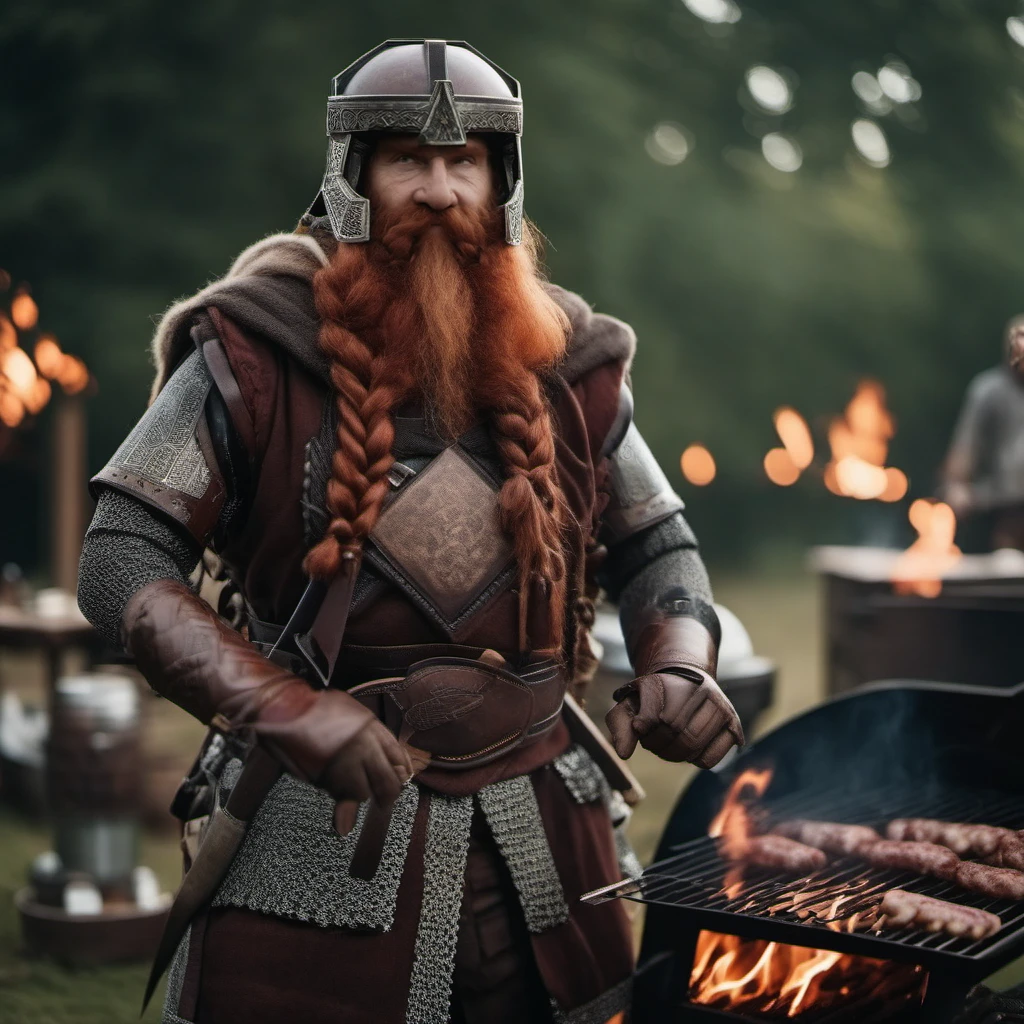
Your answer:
[121,579,412,808]
[605,606,744,769]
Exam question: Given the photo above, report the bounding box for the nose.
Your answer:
[413,157,457,211]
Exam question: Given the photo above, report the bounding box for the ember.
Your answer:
[689,930,927,1018]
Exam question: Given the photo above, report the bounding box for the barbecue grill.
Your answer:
[584,680,1024,1023]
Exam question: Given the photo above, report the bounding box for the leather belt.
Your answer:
[348,656,565,771]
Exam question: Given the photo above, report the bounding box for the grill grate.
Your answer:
[585,784,1024,977]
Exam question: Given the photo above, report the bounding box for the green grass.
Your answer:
[0,808,174,1022]
[1,569,1021,1017]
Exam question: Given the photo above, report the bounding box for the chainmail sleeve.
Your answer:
[599,511,719,647]
[78,488,202,647]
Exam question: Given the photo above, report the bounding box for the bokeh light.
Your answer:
[0,314,16,352]
[11,290,39,330]
[764,447,799,486]
[24,377,51,416]
[746,66,793,114]
[646,122,692,165]
[877,62,921,104]
[34,336,63,377]
[761,133,802,172]
[851,71,883,105]
[851,119,891,167]
[773,407,814,469]
[681,444,717,485]
[0,269,10,292]
[56,356,90,396]
[879,467,909,503]
[2,347,38,398]
[681,0,741,25]
[1008,16,1024,47]
[0,390,24,428]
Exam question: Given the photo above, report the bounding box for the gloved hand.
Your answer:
[605,605,743,769]
[122,579,411,808]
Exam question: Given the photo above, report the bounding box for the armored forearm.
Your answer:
[121,579,409,805]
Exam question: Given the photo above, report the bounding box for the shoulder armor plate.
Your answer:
[91,350,225,543]
[602,421,685,544]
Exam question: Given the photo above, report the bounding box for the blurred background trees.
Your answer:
[3,0,1024,572]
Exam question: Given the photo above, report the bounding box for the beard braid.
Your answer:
[310,193,572,653]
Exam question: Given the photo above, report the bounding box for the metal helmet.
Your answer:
[307,39,525,246]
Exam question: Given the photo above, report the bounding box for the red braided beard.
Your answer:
[335,196,569,436]
[312,198,573,651]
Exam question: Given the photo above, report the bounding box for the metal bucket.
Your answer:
[46,673,141,887]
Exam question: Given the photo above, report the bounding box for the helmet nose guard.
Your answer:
[308,39,525,246]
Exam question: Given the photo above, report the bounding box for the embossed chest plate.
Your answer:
[365,445,514,638]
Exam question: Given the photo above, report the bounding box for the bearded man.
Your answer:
[78,40,742,1024]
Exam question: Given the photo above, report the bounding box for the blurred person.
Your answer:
[77,39,741,1024]
[942,315,1024,550]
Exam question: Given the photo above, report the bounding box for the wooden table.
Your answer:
[0,604,101,702]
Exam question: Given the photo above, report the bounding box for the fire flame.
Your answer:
[689,931,927,1018]
[823,381,907,502]
[891,499,961,598]
[681,443,717,486]
[0,282,91,434]
[709,767,774,898]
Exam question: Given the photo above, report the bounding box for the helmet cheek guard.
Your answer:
[308,39,524,246]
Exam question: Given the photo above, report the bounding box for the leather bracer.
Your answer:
[121,579,410,806]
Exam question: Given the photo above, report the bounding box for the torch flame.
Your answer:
[0,279,92,434]
[824,381,907,500]
[891,499,961,598]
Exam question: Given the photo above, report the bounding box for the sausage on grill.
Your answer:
[737,835,828,873]
[985,833,1024,872]
[955,862,1024,901]
[879,889,1001,940]
[772,819,881,856]
[858,840,961,880]
[886,819,1014,858]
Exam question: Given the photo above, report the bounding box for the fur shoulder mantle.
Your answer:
[150,232,636,399]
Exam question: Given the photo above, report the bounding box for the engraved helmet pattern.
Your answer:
[305,39,525,246]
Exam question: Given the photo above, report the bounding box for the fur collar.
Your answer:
[149,232,635,400]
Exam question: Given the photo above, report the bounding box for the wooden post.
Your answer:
[51,394,86,593]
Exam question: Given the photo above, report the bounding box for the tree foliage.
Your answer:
[3,0,1024,570]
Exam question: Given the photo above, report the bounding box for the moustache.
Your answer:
[370,201,499,264]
